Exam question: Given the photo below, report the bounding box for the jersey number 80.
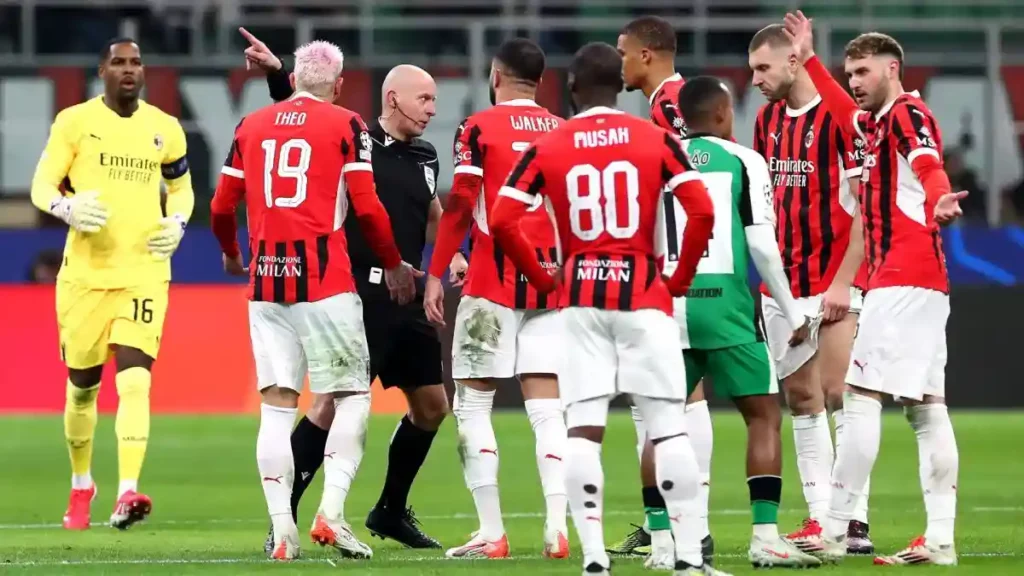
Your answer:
[566,161,640,241]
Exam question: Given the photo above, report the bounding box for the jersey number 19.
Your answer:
[261,138,311,209]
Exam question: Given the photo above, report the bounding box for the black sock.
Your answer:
[376,415,438,512]
[290,416,330,522]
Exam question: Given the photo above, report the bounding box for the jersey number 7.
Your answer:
[261,138,312,209]
[567,161,640,241]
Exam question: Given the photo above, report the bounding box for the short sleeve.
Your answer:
[737,147,774,227]
[220,118,245,179]
[498,144,544,204]
[161,118,190,181]
[342,114,374,174]
[891,102,942,164]
[453,117,484,177]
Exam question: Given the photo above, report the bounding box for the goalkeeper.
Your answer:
[30,37,194,532]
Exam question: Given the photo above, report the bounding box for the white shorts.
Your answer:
[249,292,371,395]
[846,287,948,401]
[762,287,864,380]
[451,296,563,380]
[560,307,686,406]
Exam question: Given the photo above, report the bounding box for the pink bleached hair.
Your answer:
[293,40,345,97]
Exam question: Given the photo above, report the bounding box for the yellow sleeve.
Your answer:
[161,117,194,222]
[31,109,77,214]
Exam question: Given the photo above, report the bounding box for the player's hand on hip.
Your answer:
[789,316,812,347]
[424,275,446,327]
[934,190,968,226]
[782,10,815,64]
[239,27,282,72]
[147,215,187,261]
[821,282,851,323]
[52,190,109,233]
[385,261,423,305]
[449,252,469,287]
[223,253,248,276]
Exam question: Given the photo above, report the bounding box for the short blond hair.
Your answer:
[845,33,904,80]
[293,40,345,95]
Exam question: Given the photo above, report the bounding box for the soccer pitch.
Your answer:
[1,411,1022,574]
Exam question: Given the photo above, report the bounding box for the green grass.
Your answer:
[1,411,1022,574]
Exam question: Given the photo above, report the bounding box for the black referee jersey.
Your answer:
[266,66,443,390]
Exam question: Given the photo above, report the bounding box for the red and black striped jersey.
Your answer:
[754,95,868,298]
[649,73,687,137]
[445,100,561,310]
[495,107,705,316]
[211,92,401,304]
[852,92,948,293]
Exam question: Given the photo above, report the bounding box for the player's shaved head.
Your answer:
[748,24,800,102]
[292,40,345,99]
[381,65,437,139]
[568,42,624,112]
[678,76,734,140]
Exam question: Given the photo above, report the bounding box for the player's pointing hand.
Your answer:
[239,27,282,72]
[782,11,815,64]
[934,190,968,226]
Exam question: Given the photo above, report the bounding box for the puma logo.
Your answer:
[324,452,337,459]
[479,448,498,456]
[769,133,781,144]
[543,454,562,462]
[262,476,283,484]
[853,359,867,371]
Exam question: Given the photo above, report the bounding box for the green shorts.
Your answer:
[684,341,778,398]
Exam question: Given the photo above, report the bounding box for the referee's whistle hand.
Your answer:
[385,262,423,305]
[424,276,446,327]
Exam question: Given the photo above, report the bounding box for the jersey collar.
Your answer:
[875,90,920,120]
[786,94,822,117]
[497,99,539,107]
[573,106,625,119]
[649,72,683,105]
[289,91,324,102]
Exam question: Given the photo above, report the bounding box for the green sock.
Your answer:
[645,506,671,531]
[748,475,782,525]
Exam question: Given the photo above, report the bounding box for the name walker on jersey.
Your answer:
[100,153,159,184]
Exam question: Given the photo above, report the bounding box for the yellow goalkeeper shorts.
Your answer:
[56,280,169,369]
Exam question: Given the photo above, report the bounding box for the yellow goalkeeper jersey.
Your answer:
[31,96,194,288]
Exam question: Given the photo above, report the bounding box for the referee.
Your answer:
[241,29,467,551]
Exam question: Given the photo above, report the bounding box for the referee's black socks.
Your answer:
[377,415,438,512]
[289,416,330,521]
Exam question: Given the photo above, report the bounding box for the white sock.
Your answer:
[834,409,871,525]
[525,398,568,533]
[319,393,370,523]
[826,393,881,539]
[72,473,93,490]
[793,411,834,523]
[907,404,958,547]
[753,523,780,540]
[453,385,504,540]
[655,435,703,568]
[117,479,137,497]
[630,404,646,462]
[257,403,298,533]
[566,436,610,569]
[685,400,713,539]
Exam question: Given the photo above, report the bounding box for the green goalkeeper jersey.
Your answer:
[658,134,774,350]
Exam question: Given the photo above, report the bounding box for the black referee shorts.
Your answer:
[360,295,443,390]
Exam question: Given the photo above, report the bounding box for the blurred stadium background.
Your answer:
[3,3,1024,574]
[2,0,1024,412]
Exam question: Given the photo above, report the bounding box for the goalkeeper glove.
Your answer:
[49,190,109,233]
[148,214,187,260]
